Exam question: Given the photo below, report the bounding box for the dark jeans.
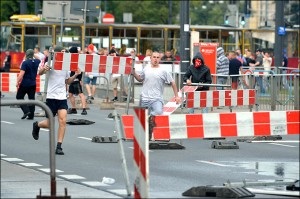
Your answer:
[16,85,36,117]
[255,76,265,93]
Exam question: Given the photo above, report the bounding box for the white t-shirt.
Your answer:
[263,57,272,76]
[140,65,174,101]
[46,70,70,99]
[35,52,45,61]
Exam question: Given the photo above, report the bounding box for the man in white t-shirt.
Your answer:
[32,46,81,155]
[132,51,180,115]
[132,51,181,140]
[262,51,272,76]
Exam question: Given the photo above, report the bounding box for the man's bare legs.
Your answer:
[34,109,67,154]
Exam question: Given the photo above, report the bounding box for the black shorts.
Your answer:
[68,81,83,95]
[45,99,68,117]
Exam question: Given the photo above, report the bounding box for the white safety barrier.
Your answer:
[0,72,45,92]
[122,110,299,140]
[186,89,256,108]
[133,108,149,199]
[53,52,132,74]
[163,86,198,115]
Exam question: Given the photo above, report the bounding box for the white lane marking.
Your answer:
[1,121,14,124]
[81,181,110,186]
[247,188,300,197]
[1,154,7,157]
[268,143,297,148]
[251,140,299,143]
[19,163,42,167]
[1,158,24,162]
[59,174,86,180]
[196,160,236,167]
[39,168,64,173]
[78,136,92,141]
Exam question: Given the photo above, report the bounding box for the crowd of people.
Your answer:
[4,42,289,154]
[216,47,288,93]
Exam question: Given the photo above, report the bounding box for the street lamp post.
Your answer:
[59,2,68,46]
[81,0,89,50]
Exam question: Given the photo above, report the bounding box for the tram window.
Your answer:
[55,26,81,36]
[125,29,136,37]
[25,27,37,35]
[113,29,124,37]
[12,27,21,34]
[39,27,49,35]
[199,30,219,40]
[167,29,180,38]
[98,28,109,37]
[152,30,162,38]
[86,28,97,36]
[141,29,162,38]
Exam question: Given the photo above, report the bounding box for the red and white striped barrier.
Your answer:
[133,108,149,199]
[122,110,299,140]
[163,86,198,115]
[53,52,132,74]
[0,73,45,93]
[186,89,256,108]
[152,110,299,140]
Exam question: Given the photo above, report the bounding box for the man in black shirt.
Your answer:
[67,47,87,115]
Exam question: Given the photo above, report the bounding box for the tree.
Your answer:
[189,1,227,25]
[105,1,179,24]
[288,1,300,26]
[0,0,35,23]
[0,0,19,23]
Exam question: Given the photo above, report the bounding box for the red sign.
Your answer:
[199,43,218,75]
[1,52,25,73]
[102,13,115,24]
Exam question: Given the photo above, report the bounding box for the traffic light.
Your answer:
[241,16,245,26]
[225,16,229,25]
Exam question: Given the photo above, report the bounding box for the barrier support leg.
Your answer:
[113,110,131,196]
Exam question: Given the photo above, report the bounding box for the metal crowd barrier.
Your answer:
[0,100,58,196]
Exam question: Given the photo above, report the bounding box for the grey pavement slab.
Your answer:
[1,160,122,199]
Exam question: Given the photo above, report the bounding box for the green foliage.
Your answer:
[0,0,19,23]
[105,0,179,24]
[289,1,299,25]
[190,0,227,25]
[0,0,35,23]
[0,0,238,26]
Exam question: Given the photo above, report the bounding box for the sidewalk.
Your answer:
[1,160,123,199]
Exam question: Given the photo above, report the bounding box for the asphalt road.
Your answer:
[1,93,299,198]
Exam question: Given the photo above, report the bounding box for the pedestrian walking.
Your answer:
[16,49,41,120]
